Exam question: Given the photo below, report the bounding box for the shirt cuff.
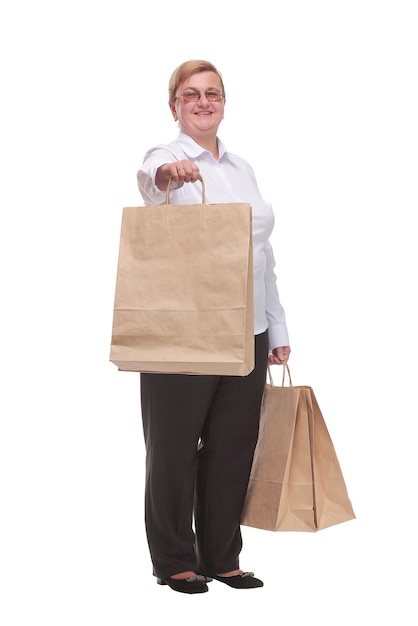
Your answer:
[268,324,290,351]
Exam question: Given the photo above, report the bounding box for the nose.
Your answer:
[196,92,210,105]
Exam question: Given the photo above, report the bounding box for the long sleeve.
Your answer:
[263,240,289,348]
[137,145,184,204]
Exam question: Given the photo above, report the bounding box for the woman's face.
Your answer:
[170,71,225,142]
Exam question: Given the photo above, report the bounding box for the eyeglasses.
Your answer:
[174,89,225,103]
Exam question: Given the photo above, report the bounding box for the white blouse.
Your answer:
[137,132,290,349]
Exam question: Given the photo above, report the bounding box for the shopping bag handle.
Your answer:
[267,362,292,387]
[166,175,206,204]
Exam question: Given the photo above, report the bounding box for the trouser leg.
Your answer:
[140,370,218,579]
[195,331,269,574]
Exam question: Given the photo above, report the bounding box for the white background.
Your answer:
[1,0,417,624]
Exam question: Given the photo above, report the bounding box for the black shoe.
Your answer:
[156,575,209,594]
[206,572,263,589]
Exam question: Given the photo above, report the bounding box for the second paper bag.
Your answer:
[241,366,355,531]
[110,182,254,375]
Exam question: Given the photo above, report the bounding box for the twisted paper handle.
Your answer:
[166,175,206,204]
[267,362,292,387]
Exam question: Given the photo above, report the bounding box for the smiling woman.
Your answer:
[167,60,226,164]
[135,59,291,594]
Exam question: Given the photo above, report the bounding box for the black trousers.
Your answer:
[140,331,269,579]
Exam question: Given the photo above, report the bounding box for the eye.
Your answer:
[183,91,199,100]
[206,90,220,100]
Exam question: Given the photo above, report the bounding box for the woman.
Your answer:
[137,60,290,594]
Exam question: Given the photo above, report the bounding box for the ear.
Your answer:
[169,102,178,121]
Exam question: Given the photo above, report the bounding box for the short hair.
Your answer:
[168,60,225,105]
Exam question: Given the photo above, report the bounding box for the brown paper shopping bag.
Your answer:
[241,364,355,531]
[110,177,254,375]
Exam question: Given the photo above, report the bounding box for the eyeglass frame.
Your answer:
[174,88,225,103]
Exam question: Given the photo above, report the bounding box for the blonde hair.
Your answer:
[168,60,225,105]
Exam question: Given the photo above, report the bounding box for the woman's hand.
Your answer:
[268,346,291,365]
[156,160,200,190]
